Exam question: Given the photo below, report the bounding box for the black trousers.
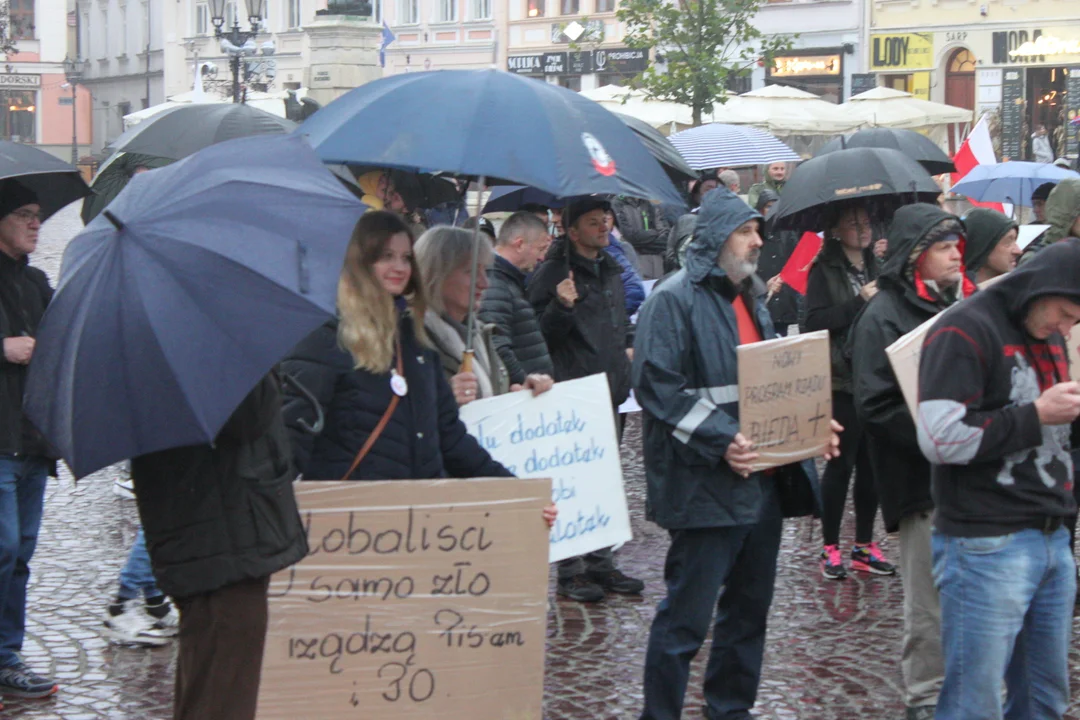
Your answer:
[820,392,879,547]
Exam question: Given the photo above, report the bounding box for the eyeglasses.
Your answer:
[9,208,43,223]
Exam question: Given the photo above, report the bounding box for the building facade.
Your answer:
[380,0,503,74]
[0,0,92,161]
[870,0,1079,161]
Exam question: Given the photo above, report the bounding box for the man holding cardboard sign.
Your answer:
[632,188,839,720]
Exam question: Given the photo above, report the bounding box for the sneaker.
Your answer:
[587,568,645,595]
[556,575,605,603]
[0,662,58,699]
[103,600,171,647]
[113,477,135,500]
[820,544,847,580]
[852,542,897,575]
[144,599,179,638]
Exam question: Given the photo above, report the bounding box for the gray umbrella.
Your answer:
[107,103,296,160]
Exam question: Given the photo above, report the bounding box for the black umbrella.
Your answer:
[0,141,90,221]
[106,103,297,160]
[80,152,173,225]
[817,128,956,175]
[771,147,941,231]
[612,112,697,185]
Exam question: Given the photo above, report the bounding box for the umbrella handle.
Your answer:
[460,350,474,375]
[281,373,325,435]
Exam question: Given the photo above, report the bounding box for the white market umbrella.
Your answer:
[668,124,801,170]
[713,84,865,136]
[840,86,972,130]
[577,86,724,130]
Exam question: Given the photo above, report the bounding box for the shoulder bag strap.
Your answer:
[339,336,404,481]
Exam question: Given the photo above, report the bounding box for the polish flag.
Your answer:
[951,114,1008,215]
[779,231,824,295]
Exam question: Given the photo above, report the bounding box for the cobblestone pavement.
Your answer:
[6,204,1080,718]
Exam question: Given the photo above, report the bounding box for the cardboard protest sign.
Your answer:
[737,330,832,471]
[1068,323,1080,383]
[886,314,942,418]
[258,478,550,720]
[458,373,632,564]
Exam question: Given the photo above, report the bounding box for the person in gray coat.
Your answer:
[632,188,839,720]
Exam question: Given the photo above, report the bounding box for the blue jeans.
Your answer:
[640,482,783,720]
[932,527,1075,720]
[0,454,49,668]
[118,527,162,601]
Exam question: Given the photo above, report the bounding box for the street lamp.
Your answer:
[63,56,88,165]
[208,0,265,103]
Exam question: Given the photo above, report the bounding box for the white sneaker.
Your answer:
[112,477,135,500]
[144,601,179,638]
[103,601,170,646]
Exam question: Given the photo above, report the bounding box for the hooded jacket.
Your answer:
[747,176,785,211]
[477,255,554,385]
[611,195,670,257]
[527,237,633,408]
[850,203,974,531]
[963,207,1017,277]
[917,238,1080,538]
[1020,177,1080,263]
[631,188,819,529]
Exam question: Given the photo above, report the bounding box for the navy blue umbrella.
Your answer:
[299,69,684,206]
[25,134,366,478]
[482,185,566,214]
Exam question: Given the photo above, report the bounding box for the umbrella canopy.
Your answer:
[714,84,865,137]
[840,87,972,130]
[299,69,684,206]
[25,134,366,478]
[817,128,956,175]
[482,186,565,214]
[612,112,696,184]
[0,141,90,221]
[950,162,1080,206]
[80,152,173,224]
[667,124,801,170]
[771,147,941,230]
[107,103,297,159]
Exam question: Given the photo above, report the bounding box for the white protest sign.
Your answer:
[458,373,632,563]
[258,478,549,720]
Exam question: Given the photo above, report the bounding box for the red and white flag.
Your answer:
[951,113,1009,215]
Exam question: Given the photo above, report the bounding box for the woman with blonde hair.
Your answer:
[281,211,556,528]
[414,225,553,406]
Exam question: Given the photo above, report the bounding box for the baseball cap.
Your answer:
[562,196,612,230]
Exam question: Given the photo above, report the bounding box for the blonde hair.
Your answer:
[337,211,428,373]
[414,225,493,317]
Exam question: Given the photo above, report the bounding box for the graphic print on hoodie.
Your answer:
[916,238,1080,537]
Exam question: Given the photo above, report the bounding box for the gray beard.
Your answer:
[718,247,758,284]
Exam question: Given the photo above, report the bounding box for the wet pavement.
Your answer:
[6,204,1080,718]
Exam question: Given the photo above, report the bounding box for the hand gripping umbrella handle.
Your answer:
[281,373,325,435]
[460,350,474,374]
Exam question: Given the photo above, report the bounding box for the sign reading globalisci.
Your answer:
[1010,36,1080,58]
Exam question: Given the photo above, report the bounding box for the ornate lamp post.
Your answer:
[62,56,89,165]
[208,0,265,103]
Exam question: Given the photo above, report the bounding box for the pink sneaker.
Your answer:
[820,544,847,580]
[851,542,897,575]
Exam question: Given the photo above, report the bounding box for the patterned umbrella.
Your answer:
[667,124,800,170]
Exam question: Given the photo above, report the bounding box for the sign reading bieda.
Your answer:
[458,374,632,564]
[257,478,550,720]
[737,331,832,472]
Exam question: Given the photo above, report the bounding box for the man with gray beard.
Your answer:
[632,188,835,720]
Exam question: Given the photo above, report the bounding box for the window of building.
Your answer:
[196,2,210,34]
[438,0,457,21]
[120,4,128,55]
[527,0,544,17]
[399,0,418,23]
[371,0,381,21]
[595,0,614,10]
[0,91,35,142]
[100,6,109,55]
[9,0,33,40]
[470,0,490,19]
[948,48,976,73]
[557,75,581,91]
[561,0,579,13]
[287,0,301,27]
[80,10,90,57]
[225,0,237,28]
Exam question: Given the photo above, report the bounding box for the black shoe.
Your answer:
[905,706,935,720]
[587,568,645,595]
[556,575,605,603]
[0,662,57,699]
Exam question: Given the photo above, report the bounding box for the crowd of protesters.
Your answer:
[3,151,1080,720]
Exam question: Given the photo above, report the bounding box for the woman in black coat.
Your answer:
[280,211,557,526]
[802,203,894,581]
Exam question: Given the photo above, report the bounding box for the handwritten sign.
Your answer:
[737,330,832,471]
[458,374,632,564]
[1069,323,1080,382]
[886,314,941,418]
[258,478,550,720]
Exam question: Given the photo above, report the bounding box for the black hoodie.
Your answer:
[917,238,1080,537]
[963,207,1017,277]
[850,203,973,530]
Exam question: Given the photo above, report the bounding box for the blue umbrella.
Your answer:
[482,185,566,214]
[667,124,801,170]
[951,162,1080,206]
[25,133,366,478]
[298,69,684,206]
